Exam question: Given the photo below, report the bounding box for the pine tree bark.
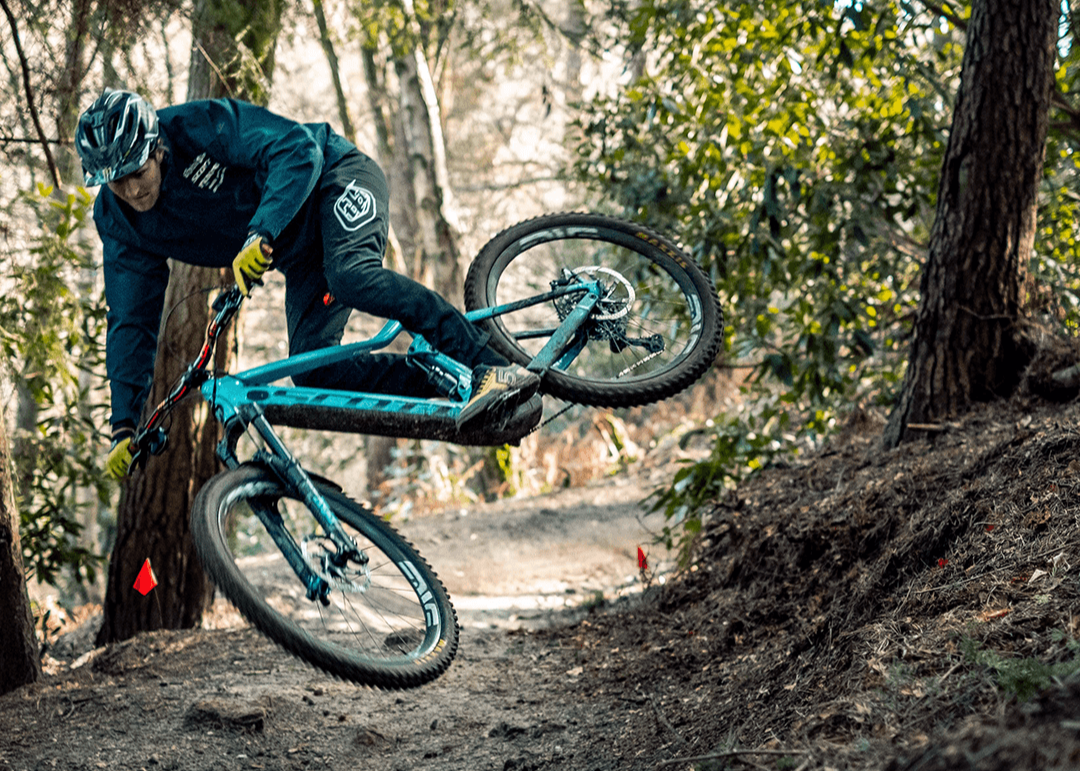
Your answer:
[96,267,230,641]
[883,0,1057,448]
[97,0,284,644]
[0,413,41,695]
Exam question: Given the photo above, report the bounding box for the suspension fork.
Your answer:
[218,403,363,604]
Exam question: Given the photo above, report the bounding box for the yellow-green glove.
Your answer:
[106,432,135,480]
[232,233,273,296]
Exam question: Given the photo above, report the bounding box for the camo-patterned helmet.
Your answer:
[75,89,160,186]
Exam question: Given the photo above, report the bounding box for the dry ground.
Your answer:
[5,396,1080,770]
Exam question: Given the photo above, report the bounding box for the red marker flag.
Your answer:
[134,558,158,596]
[637,546,648,572]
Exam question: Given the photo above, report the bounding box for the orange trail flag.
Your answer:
[134,558,158,596]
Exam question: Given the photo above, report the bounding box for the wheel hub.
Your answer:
[552,266,636,343]
[301,535,371,594]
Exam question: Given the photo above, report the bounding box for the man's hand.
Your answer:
[233,233,273,296]
[106,427,135,480]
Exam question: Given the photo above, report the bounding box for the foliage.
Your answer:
[351,0,552,69]
[961,635,1080,702]
[372,440,486,517]
[0,184,110,588]
[573,0,1080,556]
[648,392,798,565]
[1033,139,1080,332]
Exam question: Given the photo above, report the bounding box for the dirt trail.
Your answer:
[395,472,667,630]
[0,469,675,771]
[9,399,1080,771]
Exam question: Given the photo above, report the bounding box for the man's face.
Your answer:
[107,148,164,212]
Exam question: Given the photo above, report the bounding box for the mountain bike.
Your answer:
[126,212,723,689]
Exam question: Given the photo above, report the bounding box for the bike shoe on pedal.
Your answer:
[456,364,541,432]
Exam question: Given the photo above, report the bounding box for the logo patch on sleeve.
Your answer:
[334,181,378,232]
[182,152,226,192]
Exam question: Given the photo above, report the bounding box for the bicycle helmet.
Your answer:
[75,88,160,186]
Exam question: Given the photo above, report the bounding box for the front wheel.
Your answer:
[191,464,458,689]
[464,213,723,407]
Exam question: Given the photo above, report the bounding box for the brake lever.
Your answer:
[128,426,169,472]
[213,285,246,313]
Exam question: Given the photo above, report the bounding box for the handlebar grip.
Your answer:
[129,446,147,472]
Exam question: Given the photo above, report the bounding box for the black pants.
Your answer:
[282,150,505,397]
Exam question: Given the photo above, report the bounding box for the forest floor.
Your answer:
[4,395,1080,770]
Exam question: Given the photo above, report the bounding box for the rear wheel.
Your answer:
[464,213,722,407]
[191,464,458,689]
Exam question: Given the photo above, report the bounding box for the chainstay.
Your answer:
[525,350,663,436]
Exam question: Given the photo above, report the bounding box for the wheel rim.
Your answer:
[486,228,706,385]
[218,481,442,664]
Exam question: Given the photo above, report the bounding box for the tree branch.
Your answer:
[0,0,62,188]
[912,0,968,30]
[0,137,69,145]
[1051,91,1080,143]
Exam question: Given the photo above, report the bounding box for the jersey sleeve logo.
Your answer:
[334,180,377,232]
[182,152,227,193]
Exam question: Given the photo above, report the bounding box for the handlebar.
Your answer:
[128,285,246,470]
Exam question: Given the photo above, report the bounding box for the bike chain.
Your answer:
[525,349,660,437]
[616,349,665,378]
[527,400,576,436]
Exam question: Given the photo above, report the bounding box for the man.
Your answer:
[75,89,539,479]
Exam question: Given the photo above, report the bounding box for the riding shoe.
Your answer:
[455,364,541,431]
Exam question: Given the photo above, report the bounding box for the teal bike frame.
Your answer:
[131,275,605,604]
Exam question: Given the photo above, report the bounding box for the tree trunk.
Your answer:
[97,268,230,642]
[380,6,466,491]
[312,0,357,145]
[367,44,422,278]
[313,2,407,285]
[392,1,463,305]
[0,413,41,695]
[356,33,449,490]
[97,0,284,644]
[358,35,424,492]
[882,0,1057,448]
[565,0,586,102]
[362,46,395,164]
[54,0,92,184]
[187,0,285,103]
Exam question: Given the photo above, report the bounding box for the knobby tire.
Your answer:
[464,212,722,407]
[191,464,458,689]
